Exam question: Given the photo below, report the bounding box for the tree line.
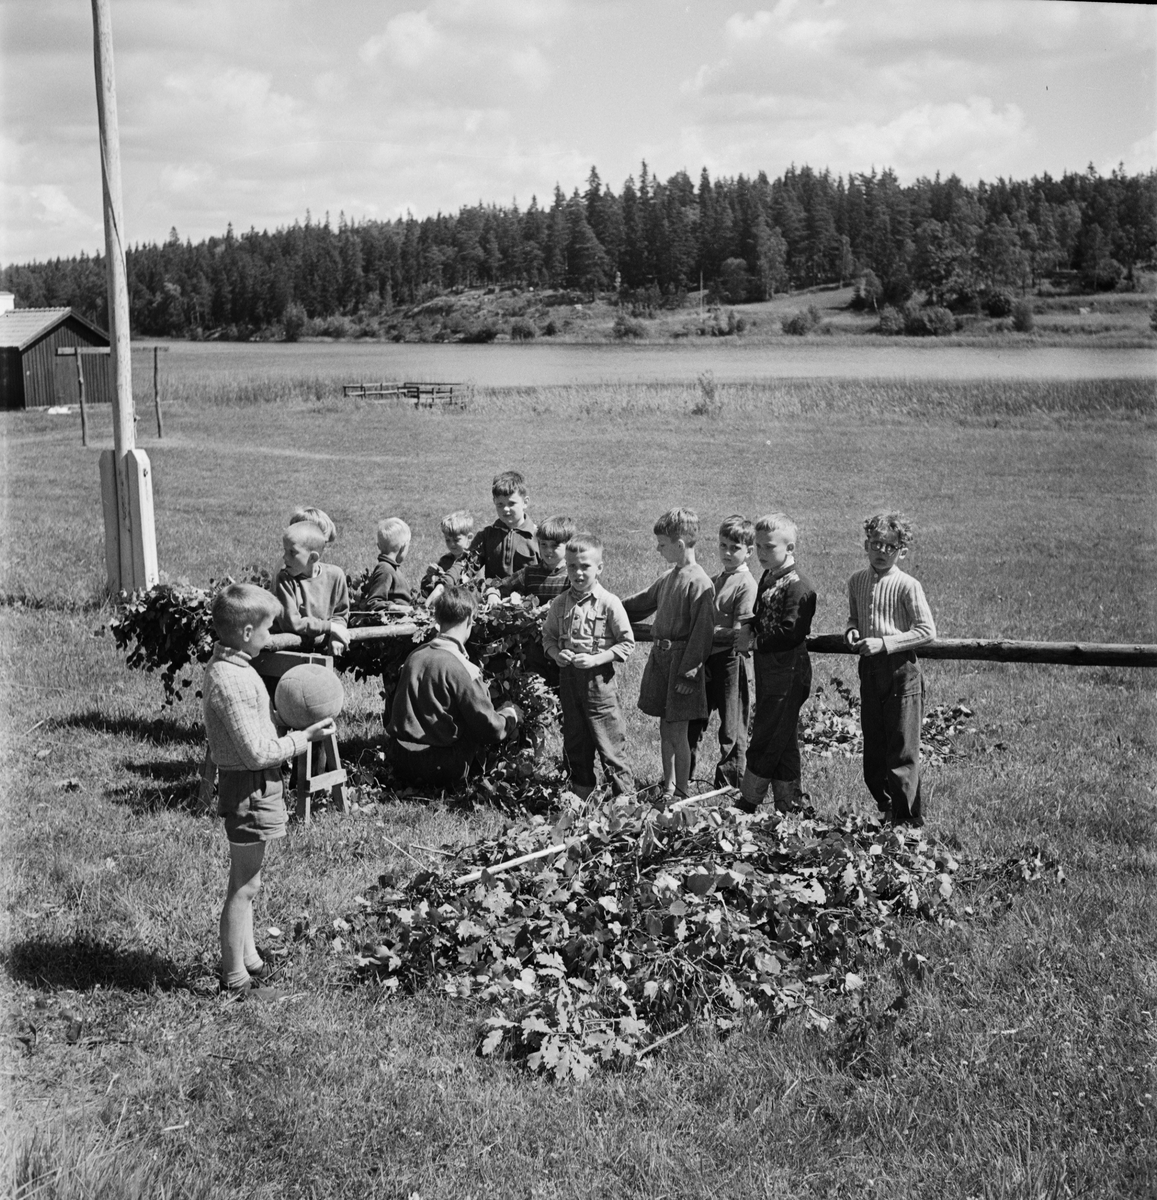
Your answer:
[3,162,1154,338]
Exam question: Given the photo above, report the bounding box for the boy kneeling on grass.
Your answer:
[386,586,523,790]
[203,585,336,998]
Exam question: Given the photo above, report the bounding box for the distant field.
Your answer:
[3,375,1156,1197]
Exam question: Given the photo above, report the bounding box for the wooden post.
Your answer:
[75,353,87,446]
[152,345,163,438]
[92,0,157,594]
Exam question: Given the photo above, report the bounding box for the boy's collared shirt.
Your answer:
[460,517,539,583]
[203,643,308,771]
[498,560,569,601]
[361,552,412,610]
[543,582,635,662]
[846,565,936,653]
[711,563,757,646]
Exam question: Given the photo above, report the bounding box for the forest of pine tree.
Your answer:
[3,162,1154,339]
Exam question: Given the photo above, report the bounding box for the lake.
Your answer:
[156,340,1156,386]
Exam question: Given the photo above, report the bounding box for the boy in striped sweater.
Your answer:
[845,512,937,827]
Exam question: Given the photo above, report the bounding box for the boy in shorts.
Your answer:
[543,533,635,798]
[203,585,335,996]
[688,515,758,788]
[846,511,936,827]
[622,508,716,802]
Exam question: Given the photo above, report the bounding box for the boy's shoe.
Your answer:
[219,978,294,1003]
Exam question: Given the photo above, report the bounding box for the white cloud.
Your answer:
[360,11,442,68]
[0,182,102,262]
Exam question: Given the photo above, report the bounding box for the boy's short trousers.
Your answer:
[637,644,708,722]
[218,767,287,845]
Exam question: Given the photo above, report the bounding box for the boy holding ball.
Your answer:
[203,585,335,997]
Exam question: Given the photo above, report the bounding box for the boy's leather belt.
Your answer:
[655,637,687,651]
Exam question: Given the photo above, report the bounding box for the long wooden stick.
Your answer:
[280,623,1157,669]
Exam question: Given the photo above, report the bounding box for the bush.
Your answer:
[1011,300,1035,333]
[781,304,822,336]
[281,302,307,342]
[459,323,499,343]
[850,270,883,312]
[509,317,537,342]
[904,305,955,337]
[985,290,1014,318]
[876,305,906,336]
[1080,257,1125,293]
[541,319,559,337]
[612,313,647,340]
[1150,302,1157,333]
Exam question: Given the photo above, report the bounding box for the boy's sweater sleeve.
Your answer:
[542,595,565,661]
[273,572,328,637]
[330,571,350,627]
[206,672,308,770]
[621,576,662,620]
[884,579,936,653]
[846,575,861,634]
[756,578,816,652]
[676,577,716,676]
[497,566,528,597]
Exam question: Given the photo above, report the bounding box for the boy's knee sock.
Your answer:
[221,966,251,991]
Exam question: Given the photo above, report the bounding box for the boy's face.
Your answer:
[566,547,603,594]
[718,537,751,572]
[493,490,527,528]
[540,538,567,569]
[282,532,318,578]
[755,528,794,573]
[656,534,685,564]
[444,531,473,558]
[236,611,275,656]
[865,532,905,572]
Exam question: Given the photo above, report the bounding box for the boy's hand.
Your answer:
[570,651,601,669]
[735,627,754,654]
[329,626,351,649]
[853,637,885,656]
[556,649,576,666]
[675,671,698,695]
[496,703,523,735]
[304,718,336,742]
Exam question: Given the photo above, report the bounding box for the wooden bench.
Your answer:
[199,649,348,824]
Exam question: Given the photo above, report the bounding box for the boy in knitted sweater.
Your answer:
[845,511,937,827]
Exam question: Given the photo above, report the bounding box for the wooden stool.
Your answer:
[199,648,348,823]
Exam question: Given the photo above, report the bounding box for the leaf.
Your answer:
[480,1027,506,1056]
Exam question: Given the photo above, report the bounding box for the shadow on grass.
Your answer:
[106,758,213,817]
[58,709,205,746]
[6,935,195,993]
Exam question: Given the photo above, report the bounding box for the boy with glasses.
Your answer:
[845,511,937,827]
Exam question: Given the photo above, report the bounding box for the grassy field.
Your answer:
[3,375,1156,1198]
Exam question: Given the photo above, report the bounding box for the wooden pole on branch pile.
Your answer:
[92,0,157,595]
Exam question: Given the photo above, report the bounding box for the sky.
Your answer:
[1,0,1154,264]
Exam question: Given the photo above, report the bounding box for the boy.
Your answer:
[289,506,336,546]
[846,511,936,827]
[360,517,413,611]
[420,510,475,599]
[203,584,335,996]
[543,533,636,798]
[386,586,522,788]
[622,508,716,802]
[736,514,817,813]
[273,520,351,656]
[457,470,539,587]
[488,515,575,603]
[688,515,758,788]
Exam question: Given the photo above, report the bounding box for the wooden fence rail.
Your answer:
[264,624,1157,669]
[342,381,462,409]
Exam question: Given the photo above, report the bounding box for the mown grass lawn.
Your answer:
[3,376,1155,1198]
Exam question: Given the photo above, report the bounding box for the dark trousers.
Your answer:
[559,663,632,794]
[746,645,812,782]
[388,739,475,789]
[858,651,924,825]
[688,649,751,787]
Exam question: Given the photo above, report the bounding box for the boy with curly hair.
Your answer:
[845,511,937,827]
[622,508,716,802]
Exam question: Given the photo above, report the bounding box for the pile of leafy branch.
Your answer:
[345,797,966,1082]
[802,676,993,766]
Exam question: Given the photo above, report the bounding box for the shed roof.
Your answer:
[0,308,110,351]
